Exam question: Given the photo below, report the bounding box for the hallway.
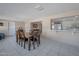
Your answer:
[0,35,79,56]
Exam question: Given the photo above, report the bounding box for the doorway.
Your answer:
[8,22,16,36]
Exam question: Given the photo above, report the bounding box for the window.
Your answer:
[51,16,79,31]
[51,19,62,30]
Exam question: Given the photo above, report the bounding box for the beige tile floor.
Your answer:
[0,35,79,56]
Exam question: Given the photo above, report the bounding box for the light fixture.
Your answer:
[73,15,79,21]
[75,15,78,18]
[34,5,44,11]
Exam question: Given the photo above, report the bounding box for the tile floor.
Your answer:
[0,36,79,56]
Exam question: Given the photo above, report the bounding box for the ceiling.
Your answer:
[0,3,79,21]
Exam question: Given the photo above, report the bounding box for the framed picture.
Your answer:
[0,22,3,26]
[32,23,38,28]
[31,21,42,33]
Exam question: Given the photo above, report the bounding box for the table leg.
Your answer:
[38,35,40,45]
[33,37,35,49]
[28,38,31,51]
[24,39,26,49]
[21,39,23,47]
[37,37,39,47]
[19,39,20,45]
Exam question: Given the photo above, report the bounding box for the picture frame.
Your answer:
[31,21,42,33]
[0,22,3,26]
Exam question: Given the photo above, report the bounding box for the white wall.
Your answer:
[0,21,8,36]
[24,12,79,46]
[0,21,25,36]
[25,20,30,32]
[0,21,16,36]
[15,21,25,31]
[8,22,16,36]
